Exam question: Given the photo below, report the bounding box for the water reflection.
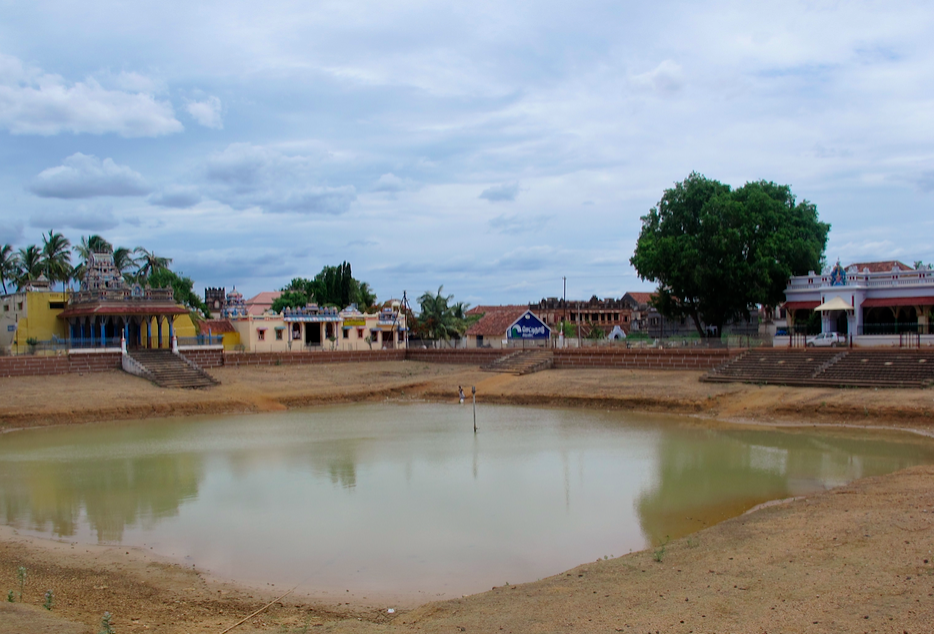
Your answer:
[1,406,933,599]
[637,427,934,543]
[0,424,203,541]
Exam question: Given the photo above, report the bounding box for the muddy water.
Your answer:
[2,403,933,602]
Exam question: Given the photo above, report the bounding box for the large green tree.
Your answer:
[148,268,208,317]
[630,172,829,338]
[271,290,309,313]
[284,264,377,310]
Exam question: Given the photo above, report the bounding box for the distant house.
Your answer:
[245,291,282,316]
[530,296,632,337]
[198,319,240,350]
[621,292,689,337]
[464,305,528,348]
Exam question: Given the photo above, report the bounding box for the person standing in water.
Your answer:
[458,386,465,404]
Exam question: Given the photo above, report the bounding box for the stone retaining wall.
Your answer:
[179,348,225,369]
[0,351,122,378]
[224,349,406,366]
[0,346,737,378]
[404,349,510,365]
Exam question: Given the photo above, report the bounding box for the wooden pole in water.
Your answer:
[472,385,477,433]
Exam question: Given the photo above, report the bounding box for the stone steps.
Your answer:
[703,348,934,388]
[127,350,218,389]
[482,350,554,375]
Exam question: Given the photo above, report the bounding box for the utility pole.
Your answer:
[562,276,567,349]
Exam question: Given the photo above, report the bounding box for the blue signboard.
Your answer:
[507,311,551,339]
[7,324,16,332]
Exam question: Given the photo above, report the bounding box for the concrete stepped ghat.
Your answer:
[126,349,219,389]
[481,350,554,376]
[703,348,934,388]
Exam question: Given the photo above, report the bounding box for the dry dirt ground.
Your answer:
[1,362,934,633]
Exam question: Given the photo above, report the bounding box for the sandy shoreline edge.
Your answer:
[2,362,933,633]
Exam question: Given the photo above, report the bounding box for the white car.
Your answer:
[805,332,846,347]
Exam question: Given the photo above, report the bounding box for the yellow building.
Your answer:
[1,284,69,354]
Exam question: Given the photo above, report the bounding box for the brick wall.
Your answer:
[180,348,225,368]
[0,351,121,378]
[68,352,122,373]
[553,348,737,370]
[403,349,511,365]
[224,349,406,366]
[0,346,737,378]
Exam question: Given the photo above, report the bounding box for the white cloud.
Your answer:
[29,153,151,199]
[371,173,405,193]
[479,182,520,202]
[148,185,203,208]
[203,143,356,214]
[488,213,550,235]
[186,96,223,129]
[631,60,684,95]
[0,53,182,137]
[30,204,119,231]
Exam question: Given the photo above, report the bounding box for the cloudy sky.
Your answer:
[2,0,933,307]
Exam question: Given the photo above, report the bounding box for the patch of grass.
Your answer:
[43,589,54,611]
[653,536,670,563]
[98,611,115,634]
[6,590,13,603]
[277,618,311,634]
[16,566,26,602]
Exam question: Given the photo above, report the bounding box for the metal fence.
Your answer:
[176,335,225,347]
[858,323,933,336]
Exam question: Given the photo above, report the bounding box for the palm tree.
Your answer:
[417,286,472,344]
[113,247,139,282]
[73,234,113,263]
[0,244,15,294]
[15,245,43,288]
[355,281,377,310]
[41,230,72,293]
[134,247,173,279]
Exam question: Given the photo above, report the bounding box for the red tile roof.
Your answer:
[198,319,237,334]
[846,261,913,273]
[466,306,529,336]
[246,291,282,316]
[58,303,188,318]
[623,292,655,306]
[861,297,934,308]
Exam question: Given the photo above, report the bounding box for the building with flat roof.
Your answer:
[780,260,934,346]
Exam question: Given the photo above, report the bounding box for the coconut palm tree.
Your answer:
[0,244,15,294]
[74,234,113,263]
[134,247,173,279]
[417,286,473,344]
[15,245,43,288]
[40,230,72,293]
[113,247,139,282]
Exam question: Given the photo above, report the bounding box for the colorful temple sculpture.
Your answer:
[58,252,189,349]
